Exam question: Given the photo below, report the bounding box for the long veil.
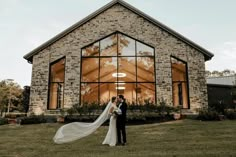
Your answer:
[53,101,113,144]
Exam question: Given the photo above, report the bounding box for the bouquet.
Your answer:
[113,108,122,116]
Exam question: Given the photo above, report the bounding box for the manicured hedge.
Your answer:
[16,115,57,125]
[64,112,174,125]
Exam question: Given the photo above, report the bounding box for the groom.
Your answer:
[117,95,127,146]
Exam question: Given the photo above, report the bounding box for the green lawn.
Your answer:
[0,120,236,157]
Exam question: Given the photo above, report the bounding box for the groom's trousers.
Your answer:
[117,118,126,144]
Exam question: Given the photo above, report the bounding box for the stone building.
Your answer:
[24,0,213,115]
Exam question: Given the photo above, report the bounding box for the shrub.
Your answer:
[0,118,8,125]
[127,112,173,124]
[209,102,227,114]
[197,108,220,121]
[5,112,26,119]
[65,99,178,124]
[16,115,47,125]
[224,109,236,120]
[65,115,99,123]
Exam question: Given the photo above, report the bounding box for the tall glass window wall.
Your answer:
[81,32,156,105]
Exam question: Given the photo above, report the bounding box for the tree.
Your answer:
[0,81,8,116]
[0,80,23,116]
[211,70,220,77]
[222,69,231,76]
[230,70,235,76]
[22,86,30,113]
[205,70,211,78]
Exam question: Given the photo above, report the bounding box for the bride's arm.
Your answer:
[109,106,114,115]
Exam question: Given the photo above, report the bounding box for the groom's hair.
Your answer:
[111,96,116,103]
[118,95,124,100]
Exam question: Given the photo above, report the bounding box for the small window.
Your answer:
[48,58,65,109]
[171,57,189,109]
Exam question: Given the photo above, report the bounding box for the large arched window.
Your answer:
[81,32,156,105]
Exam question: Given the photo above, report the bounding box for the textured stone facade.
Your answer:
[28,4,208,115]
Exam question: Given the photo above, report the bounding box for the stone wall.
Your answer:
[29,4,208,114]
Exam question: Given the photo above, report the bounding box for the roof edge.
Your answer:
[117,0,214,60]
[23,0,119,62]
[24,0,214,62]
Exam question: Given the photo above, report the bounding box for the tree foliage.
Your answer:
[22,86,30,113]
[206,69,235,78]
[0,80,23,115]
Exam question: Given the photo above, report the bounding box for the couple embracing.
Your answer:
[53,95,127,147]
[102,95,127,146]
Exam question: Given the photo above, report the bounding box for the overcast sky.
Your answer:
[1,0,236,87]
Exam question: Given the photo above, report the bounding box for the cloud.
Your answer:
[206,41,236,71]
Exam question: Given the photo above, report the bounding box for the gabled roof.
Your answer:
[24,0,214,63]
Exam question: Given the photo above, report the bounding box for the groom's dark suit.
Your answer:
[116,100,127,144]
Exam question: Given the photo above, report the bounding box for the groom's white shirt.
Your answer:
[118,103,122,108]
[118,100,123,108]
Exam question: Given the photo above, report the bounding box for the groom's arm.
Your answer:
[122,103,127,117]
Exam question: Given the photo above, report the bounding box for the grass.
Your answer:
[0,120,236,157]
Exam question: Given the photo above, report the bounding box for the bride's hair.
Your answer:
[111,96,116,103]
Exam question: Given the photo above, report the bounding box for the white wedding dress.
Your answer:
[102,103,118,146]
[53,101,114,144]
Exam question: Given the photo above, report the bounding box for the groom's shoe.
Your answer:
[122,142,126,146]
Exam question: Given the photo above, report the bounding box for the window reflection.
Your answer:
[137,41,154,56]
[82,42,99,56]
[118,57,136,82]
[81,83,98,103]
[100,57,117,82]
[137,57,154,82]
[100,83,117,104]
[100,34,117,56]
[118,34,135,56]
[81,58,99,82]
[137,83,155,105]
[171,57,189,108]
[49,58,65,109]
[117,83,136,104]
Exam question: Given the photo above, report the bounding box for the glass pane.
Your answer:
[117,83,136,104]
[137,57,155,82]
[81,83,98,104]
[49,83,57,109]
[100,34,117,56]
[137,41,154,56]
[100,57,117,82]
[50,58,65,82]
[172,82,189,108]
[171,58,187,81]
[118,57,136,82]
[82,42,99,56]
[49,83,64,109]
[137,83,155,105]
[100,83,117,104]
[118,34,135,56]
[81,58,99,82]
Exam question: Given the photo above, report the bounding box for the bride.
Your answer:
[53,96,119,146]
[102,96,118,146]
